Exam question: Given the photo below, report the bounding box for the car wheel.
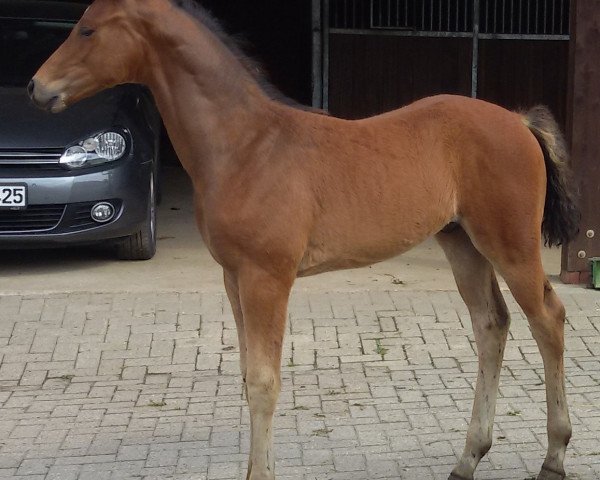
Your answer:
[117,173,157,261]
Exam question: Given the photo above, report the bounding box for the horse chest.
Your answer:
[196,196,291,269]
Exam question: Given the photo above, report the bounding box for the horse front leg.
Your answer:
[230,265,292,480]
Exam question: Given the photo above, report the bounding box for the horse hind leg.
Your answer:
[496,259,571,480]
[436,227,511,480]
[459,208,572,480]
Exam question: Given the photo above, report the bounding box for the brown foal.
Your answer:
[30,1,579,479]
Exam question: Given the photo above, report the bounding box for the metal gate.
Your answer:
[312,0,570,111]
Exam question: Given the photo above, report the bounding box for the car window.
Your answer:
[0,19,74,87]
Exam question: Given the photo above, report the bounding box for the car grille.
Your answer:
[0,149,64,171]
[0,204,66,233]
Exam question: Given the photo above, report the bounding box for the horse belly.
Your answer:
[297,214,445,277]
[297,243,409,277]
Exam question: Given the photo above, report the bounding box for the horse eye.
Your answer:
[80,26,95,37]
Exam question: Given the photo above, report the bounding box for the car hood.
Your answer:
[0,86,133,150]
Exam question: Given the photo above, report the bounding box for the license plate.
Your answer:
[0,185,27,209]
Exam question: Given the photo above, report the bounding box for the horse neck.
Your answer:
[139,9,277,192]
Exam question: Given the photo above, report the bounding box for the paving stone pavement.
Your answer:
[0,286,600,480]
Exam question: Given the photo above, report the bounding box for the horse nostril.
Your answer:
[27,79,35,98]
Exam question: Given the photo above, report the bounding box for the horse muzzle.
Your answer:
[27,79,67,113]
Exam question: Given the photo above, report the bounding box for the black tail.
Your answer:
[523,106,580,247]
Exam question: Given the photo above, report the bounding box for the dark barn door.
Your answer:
[329,35,472,119]
[320,0,570,127]
[202,0,313,105]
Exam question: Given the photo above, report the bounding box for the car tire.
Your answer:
[117,173,157,261]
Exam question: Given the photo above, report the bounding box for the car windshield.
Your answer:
[0,19,74,87]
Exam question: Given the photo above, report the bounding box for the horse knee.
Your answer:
[246,368,280,409]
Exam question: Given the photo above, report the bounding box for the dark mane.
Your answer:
[171,0,323,113]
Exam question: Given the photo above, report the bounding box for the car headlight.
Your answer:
[60,131,128,168]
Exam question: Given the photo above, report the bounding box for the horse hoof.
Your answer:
[448,474,471,480]
[247,472,274,480]
[537,467,565,480]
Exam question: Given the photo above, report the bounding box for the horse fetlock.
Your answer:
[448,473,473,480]
[451,447,483,480]
[465,431,493,459]
[537,466,565,480]
[564,427,573,446]
[548,420,572,449]
[556,428,572,450]
[560,421,572,444]
[476,439,493,458]
[247,467,275,480]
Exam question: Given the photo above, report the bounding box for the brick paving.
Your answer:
[0,287,599,479]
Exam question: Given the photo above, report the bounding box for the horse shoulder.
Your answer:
[200,172,313,273]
